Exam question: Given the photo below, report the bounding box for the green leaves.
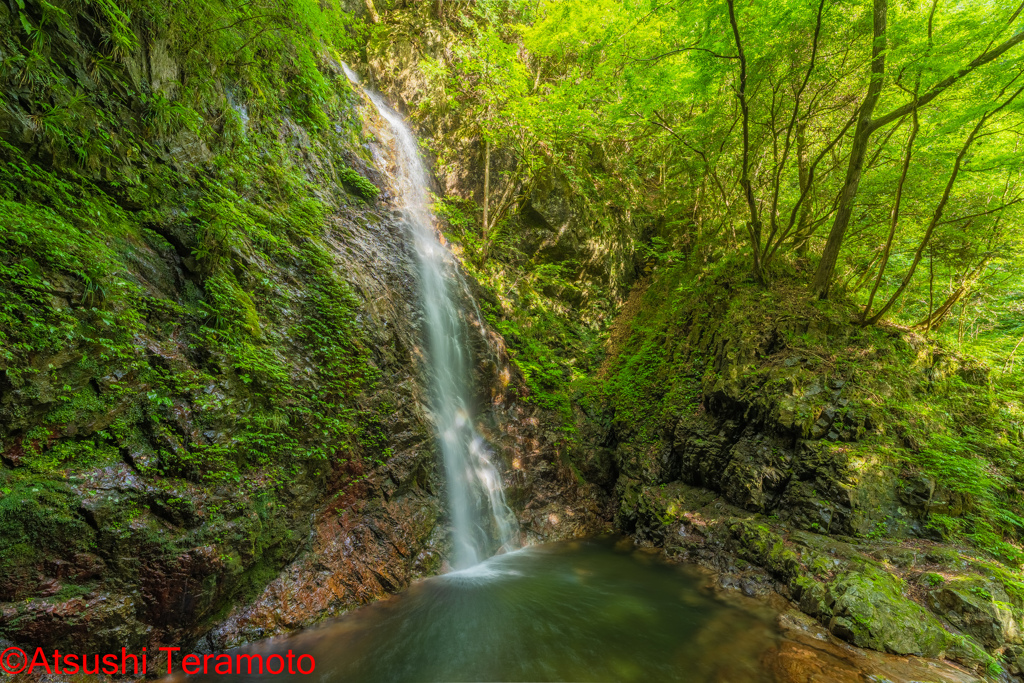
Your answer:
[338,166,380,200]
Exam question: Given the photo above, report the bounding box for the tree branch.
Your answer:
[727,0,765,283]
[636,45,738,62]
[869,29,1024,132]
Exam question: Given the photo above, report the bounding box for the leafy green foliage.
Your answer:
[370,0,1024,567]
[339,166,381,200]
[400,0,1024,353]
[435,195,605,427]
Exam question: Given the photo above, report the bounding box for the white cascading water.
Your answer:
[342,64,517,569]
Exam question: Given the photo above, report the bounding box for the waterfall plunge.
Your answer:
[344,65,518,569]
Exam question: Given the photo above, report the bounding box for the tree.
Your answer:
[811,9,1024,298]
[862,80,1024,325]
[809,0,888,298]
[411,0,1024,338]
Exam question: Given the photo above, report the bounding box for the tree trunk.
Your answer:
[809,0,887,299]
[925,245,935,332]
[863,118,986,325]
[844,249,884,295]
[482,137,491,262]
[786,120,811,253]
[913,256,991,331]
[727,0,765,284]
[861,105,918,323]
[488,169,522,235]
[1004,333,1024,373]
[364,0,380,24]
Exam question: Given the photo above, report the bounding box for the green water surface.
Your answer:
[200,538,779,682]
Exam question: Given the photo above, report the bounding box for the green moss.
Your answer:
[577,255,1024,561]
[827,559,952,657]
[0,472,93,600]
[339,166,380,200]
[0,0,394,633]
[51,582,93,602]
[729,519,801,580]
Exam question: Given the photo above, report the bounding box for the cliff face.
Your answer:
[575,266,1015,545]
[0,0,588,653]
[565,264,1024,673]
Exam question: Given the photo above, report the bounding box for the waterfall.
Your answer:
[343,65,518,569]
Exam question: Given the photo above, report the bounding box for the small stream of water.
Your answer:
[343,64,517,569]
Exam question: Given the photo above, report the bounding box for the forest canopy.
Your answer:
[418,0,1024,357]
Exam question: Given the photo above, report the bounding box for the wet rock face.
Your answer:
[198,201,596,646]
[592,290,991,549]
[624,482,1022,672]
[186,209,446,646]
[205,491,445,649]
[0,196,433,652]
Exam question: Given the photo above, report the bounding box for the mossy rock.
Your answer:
[790,575,834,619]
[826,560,950,657]
[926,577,1022,649]
[728,519,800,580]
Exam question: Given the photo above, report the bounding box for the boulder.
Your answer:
[826,560,950,657]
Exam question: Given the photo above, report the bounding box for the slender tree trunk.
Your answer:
[861,105,918,322]
[1004,333,1024,373]
[435,0,443,21]
[364,0,380,23]
[957,299,968,346]
[913,256,991,331]
[809,0,887,299]
[926,291,961,334]
[864,118,987,325]
[765,0,825,264]
[488,170,521,234]
[727,0,765,284]
[845,249,884,294]
[482,136,491,262]
[792,121,813,255]
[925,245,935,332]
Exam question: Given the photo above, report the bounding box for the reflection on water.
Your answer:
[195,538,779,682]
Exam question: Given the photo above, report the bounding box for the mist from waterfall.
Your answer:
[343,64,517,569]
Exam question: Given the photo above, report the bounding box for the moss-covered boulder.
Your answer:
[728,519,801,580]
[927,577,1022,649]
[826,559,950,657]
